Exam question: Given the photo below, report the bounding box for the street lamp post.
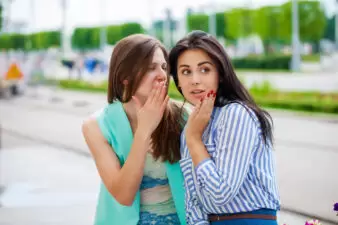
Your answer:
[60,0,66,55]
[0,0,13,33]
[335,0,338,49]
[147,0,155,37]
[30,0,34,31]
[291,0,301,72]
[208,0,216,37]
[163,8,172,48]
[99,0,106,50]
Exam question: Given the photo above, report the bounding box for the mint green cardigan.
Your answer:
[94,101,187,225]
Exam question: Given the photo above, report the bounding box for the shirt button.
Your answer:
[198,178,204,187]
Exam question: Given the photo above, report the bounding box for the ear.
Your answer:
[123,80,129,85]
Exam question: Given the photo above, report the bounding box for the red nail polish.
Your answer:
[210,90,214,94]
[200,98,203,102]
[207,93,210,97]
[213,93,216,97]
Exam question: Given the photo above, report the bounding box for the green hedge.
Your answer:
[249,81,338,114]
[232,55,291,70]
[56,79,338,114]
[0,31,61,50]
[301,54,320,62]
[254,94,338,114]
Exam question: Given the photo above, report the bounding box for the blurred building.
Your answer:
[1,18,27,33]
[1,0,28,34]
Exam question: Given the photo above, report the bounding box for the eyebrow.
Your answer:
[178,61,213,68]
[151,62,167,65]
[178,64,189,68]
[198,61,213,66]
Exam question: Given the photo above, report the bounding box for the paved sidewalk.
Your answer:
[1,88,337,224]
[0,132,336,225]
[0,134,99,225]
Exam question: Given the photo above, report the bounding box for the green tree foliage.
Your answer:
[187,14,209,32]
[225,8,254,39]
[279,0,326,43]
[323,16,336,41]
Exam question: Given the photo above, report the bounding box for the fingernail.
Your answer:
[213,93,216,97]
[207,93,210,97]
[210,90,214,94]
[200,97,203,102]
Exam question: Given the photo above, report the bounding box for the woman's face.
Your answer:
[176,48,219,106]
[133,47,168,105]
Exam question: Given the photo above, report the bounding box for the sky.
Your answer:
[4,0,338,34]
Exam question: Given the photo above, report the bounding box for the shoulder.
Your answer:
[81,117,107,150]
[82,113,102,138]
[169,100,190,122]
[217,102,259,126]
[82,106,111,143]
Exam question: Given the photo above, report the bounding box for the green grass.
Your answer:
[56,78,338,115]
[59,79,108,92]
[236,69,291,73]
[301,54,320,62]
[265,106,338,119]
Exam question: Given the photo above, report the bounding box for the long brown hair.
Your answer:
[169,31,273,145]
[108,34,186,163]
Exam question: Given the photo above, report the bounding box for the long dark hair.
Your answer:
[169,31,273,145]
[108,34,185,163]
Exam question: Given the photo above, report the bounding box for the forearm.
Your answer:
[187,138,210,167]
[112,131,150,205]
[187,138,238,206]
[194,159,234,206]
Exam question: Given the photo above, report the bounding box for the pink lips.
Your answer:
[190,89,205,99]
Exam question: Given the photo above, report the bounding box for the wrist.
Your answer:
[186,129,203,142]
[186,138,210,166]
[186,136,203,149]
[134,129,152,142]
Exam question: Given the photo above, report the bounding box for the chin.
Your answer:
[185,98,199,106]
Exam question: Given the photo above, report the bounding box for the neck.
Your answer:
[122,101,138,132]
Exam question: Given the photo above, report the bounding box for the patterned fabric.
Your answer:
[138,152,180,225]
[138,212,180,225]
[180,102,281,225]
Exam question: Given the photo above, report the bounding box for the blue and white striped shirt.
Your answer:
[179,102,280,225]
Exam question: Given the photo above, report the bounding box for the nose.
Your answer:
[191,72,201,85]
[155,68,167,82]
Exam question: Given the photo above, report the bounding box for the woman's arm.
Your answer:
[181,157,209,225]
[187,103,259,206]
[82,81,169,206]
[82,118,150,206]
